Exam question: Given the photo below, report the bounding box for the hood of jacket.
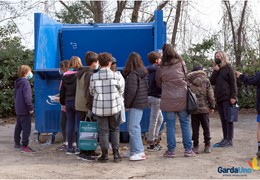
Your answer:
[133,67,147,79]
[14,78,27,88]
[77,67,92,80]
[187,70,207,86]
[62,70,77,84]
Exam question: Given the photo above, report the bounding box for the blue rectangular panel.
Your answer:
[61,27,153,69]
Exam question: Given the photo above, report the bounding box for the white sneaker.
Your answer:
[129,152,146,161]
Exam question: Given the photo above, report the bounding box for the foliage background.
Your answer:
[0,22,34,118]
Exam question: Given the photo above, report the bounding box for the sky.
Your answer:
[8,0,260,50]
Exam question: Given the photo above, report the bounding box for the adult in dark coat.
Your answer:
[210,51,237,147]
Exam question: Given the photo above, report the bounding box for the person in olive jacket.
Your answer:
[123,52,148,161]
[210,51,237,147]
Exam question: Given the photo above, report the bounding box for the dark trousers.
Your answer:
[97,113,120,150]
[66,100,79,149]
[14,115,31,147]
[77,111,95,155]
[60,111,67,142]
[217,100,234,140]
[191,113,211,146]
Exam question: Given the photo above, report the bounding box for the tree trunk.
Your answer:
[236,1,247,67]
[131,1,142,23]
[90,1,103,23]
[171,1,182,46]
[113,1,127,23]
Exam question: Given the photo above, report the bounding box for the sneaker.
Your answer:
[21,146,36,153]
[184,149,196,157]
[90,151,101,158]
[73,147,80,155]
[14,144,22,149]
[219,139,233,147]
[78,154,95,161]
[147,145,161,152]
[129,152,146,161]
[192,146,199,154]
[213,139,226,147]
[163,150,175,158]
[56,144,67,151]
[204,145,211,153]
[155,144,163,149]
[66,148,75,155]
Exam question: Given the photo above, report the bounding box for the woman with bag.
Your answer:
[156,43,196,158]
[210,51,237,147]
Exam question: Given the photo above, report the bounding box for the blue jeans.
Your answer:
[165,111,192,151]
[128,108,144,154]
[147,96,163,142]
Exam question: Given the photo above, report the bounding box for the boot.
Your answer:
[204,145,211,153]
[98,149,109,163]
[113,149,122,163]
[192,145,199,154]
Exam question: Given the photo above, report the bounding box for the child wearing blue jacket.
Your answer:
[14,65,35,153]
[236,71,260,158]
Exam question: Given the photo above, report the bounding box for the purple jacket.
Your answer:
[14,78,33,115]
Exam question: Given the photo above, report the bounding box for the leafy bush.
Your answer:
[0,22,34,118]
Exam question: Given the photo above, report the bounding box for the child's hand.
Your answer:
[29,110,34,115]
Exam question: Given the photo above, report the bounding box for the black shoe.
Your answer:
[219,139,233,147]
[213,139,226,147]
[90,151,101,158]
[79,155,95,161]
[113,149,122,163]
[98,149,109,163]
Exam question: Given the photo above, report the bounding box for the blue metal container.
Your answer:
[34,10,166,135]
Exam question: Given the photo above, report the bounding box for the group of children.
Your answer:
[13,44,260,161]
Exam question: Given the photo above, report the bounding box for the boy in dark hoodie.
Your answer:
[14,65,35,153]
[146,51,164,151]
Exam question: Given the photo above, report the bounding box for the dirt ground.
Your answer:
[0,112,259,179]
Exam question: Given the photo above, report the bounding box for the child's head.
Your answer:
[110,57,117,72]
[98,52,113,67]
[18,65,31,78]
[70,56,83,69]
[60,60,70,74]
[147,51,161,65]
[84,51,99,67]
